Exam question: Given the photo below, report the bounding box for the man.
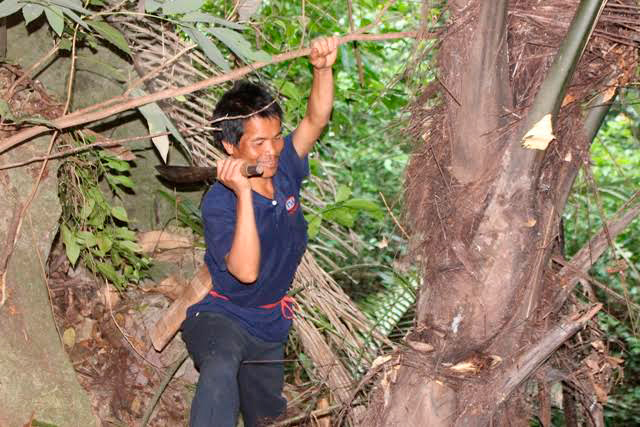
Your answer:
[181,36,338,427]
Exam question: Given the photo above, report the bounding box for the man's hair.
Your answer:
[211,81,283,148]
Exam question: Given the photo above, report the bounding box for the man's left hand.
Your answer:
[309,36,338,70]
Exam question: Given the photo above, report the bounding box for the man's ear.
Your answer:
[221,140,237,156]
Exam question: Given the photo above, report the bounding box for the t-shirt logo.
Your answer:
[286,195,298,214]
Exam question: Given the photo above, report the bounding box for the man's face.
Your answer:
[224,116,284,178]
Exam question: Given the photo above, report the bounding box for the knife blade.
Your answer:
[155,164,263,183]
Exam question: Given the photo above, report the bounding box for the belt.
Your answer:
[208,290,298,320]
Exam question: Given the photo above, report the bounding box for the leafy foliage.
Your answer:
[563,90,640,425]
[58,133,150,290]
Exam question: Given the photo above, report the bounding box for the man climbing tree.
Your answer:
[180,36,338,426]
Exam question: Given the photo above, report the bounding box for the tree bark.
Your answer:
[370,0,638,425]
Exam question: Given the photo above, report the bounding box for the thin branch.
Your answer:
[347,0,365,86]
[0,31,426,155]
[139,351,188,427]
[0,132,170,170]
[379,191,409,239]
[125,44,196,96]
[551,191,640,312]
[5,41,61,99]
[272,403,344,426]
[551,256,640,313]
[104,280,163,370]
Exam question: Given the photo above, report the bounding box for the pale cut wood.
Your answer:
[149,264,211,351]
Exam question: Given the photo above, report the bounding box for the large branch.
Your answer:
[0,32,420,155]
[495,304,601,405]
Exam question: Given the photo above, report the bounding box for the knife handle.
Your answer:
[242,164,263,177]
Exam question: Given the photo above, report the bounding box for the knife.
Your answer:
[155,164,263,183]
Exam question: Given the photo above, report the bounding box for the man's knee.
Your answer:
[198,353,241,385]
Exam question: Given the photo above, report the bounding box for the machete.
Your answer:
[155,164,263,183]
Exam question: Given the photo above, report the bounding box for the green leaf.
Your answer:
[161,0,204,14]
[104,157,130,172]
[180,12,246,30]
[209,27,263,62]
[277,81,302,102]
[306,214,321,239]
[59,38,72,51]
[88,0,105,5]
[109,175,135,189]
[88,20,131,55]
[96,262,122,286]
[49,0,89,15]
[118,240,142,253]
[0,99,15,122]
[76,231,97,247]
[20,116,60,128]
[183,27,229,70]
[323,206,355,228]
[31,420,60,427]
[60,224,81,265]
[96,233,112,253]
[44,6,64,36]
[343,198,384,219]
[80,198,95,219]
[111,206,129,222]
[60,6,89,31]
[114,227,136,241]
[88,208,107,228]
[335,184,351,203]
[0,0,21,19]
[22,4,44,25]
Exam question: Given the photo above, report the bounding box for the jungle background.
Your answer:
[0,0,638,426]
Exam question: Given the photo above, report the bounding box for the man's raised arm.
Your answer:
[293,36,338,159]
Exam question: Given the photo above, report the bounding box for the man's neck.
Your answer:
[250,177,275,200]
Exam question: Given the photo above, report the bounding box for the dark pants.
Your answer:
[181,312,287,427]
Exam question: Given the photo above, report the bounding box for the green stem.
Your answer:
[524,0,606,128]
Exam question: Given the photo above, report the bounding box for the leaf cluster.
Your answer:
[58,133,150,289]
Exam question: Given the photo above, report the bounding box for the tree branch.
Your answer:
[551,191,640,311]
[0,132,170,170]
[496,304,601,405]
[0,32,424,156]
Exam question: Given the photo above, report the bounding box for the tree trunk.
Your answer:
[365,1,638,425]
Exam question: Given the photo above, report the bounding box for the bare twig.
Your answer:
[0,31,426,155]
[379,191,409,239]
[356,0,398,35]
[104,280,163,369]
[139,351,188,427]
[551,256,640,313]
[551,191,640,312]
[125,44,196,96]
[0,132,170,170]
[347,0,365,86]
[27,212,63,343]
[271,403,344,426]
[5,42,61,99]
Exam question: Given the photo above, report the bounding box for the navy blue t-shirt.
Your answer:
[186,134,309,342]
